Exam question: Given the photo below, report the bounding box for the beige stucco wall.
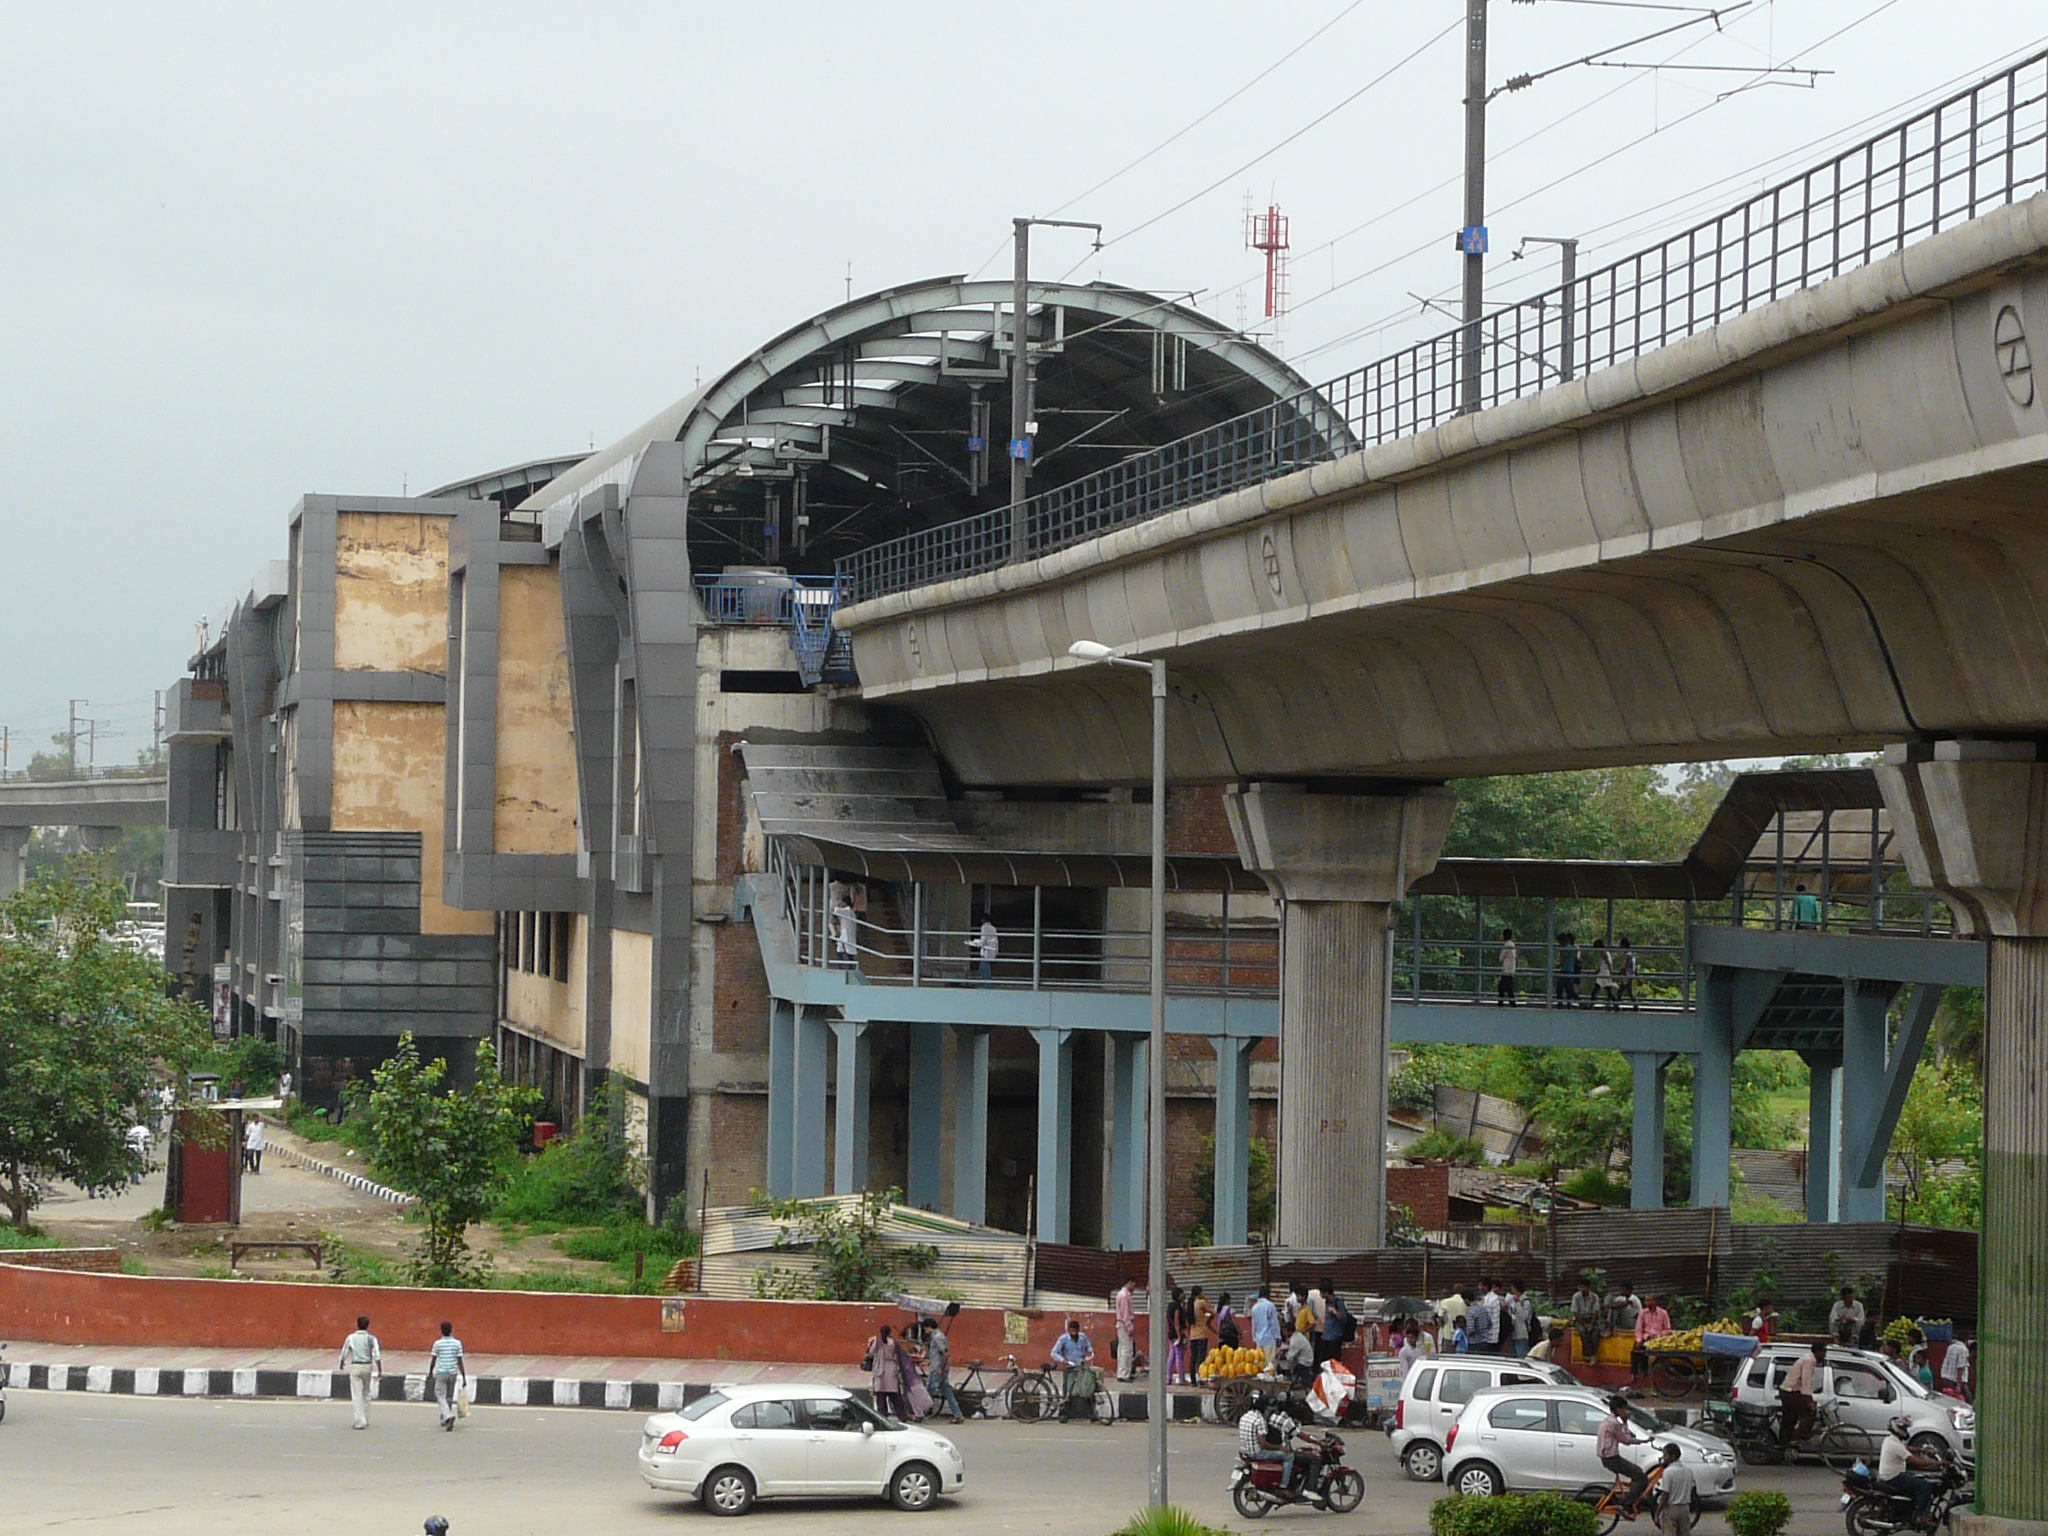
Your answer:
[493,564,579,855]
[329,699,493,937]
[333,511,451,674]
[610,926,654,1084]
[504,970,581,1056]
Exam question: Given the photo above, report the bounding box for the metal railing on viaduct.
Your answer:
[838,49,2048,604]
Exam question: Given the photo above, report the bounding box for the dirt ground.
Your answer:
[35,1118,626,1285]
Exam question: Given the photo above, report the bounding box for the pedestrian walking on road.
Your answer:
[429,1321,466,1430]
[866,1323,914,1419]
[925,1306,964,1423]
[338,1315,382,1429]
[1113,1277,1137,1381]
[243,1115,266,1174]
[1655,1441,1696,1536]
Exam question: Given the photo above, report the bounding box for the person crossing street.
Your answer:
[337,1315,382,1429]
[429,1321,467,1431]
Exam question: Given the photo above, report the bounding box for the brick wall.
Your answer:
[1167,784,1237,856]
[704,1093,768,1207]
[711,924,770,1053]
[1387,1164,1452,1230]
[0,1248,122,1273]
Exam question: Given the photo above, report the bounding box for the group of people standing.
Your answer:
[863,1306,967,1425]
[1156,1278,1359,1385]
[1495,928,1641,1009]
[1392,1276,1537,1359]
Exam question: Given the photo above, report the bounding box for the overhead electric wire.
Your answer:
[1060,15,1463,278]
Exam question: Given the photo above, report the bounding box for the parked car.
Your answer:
[1387,1355,1577,1481]
[1440,1385,1739,1504]
[638,1383,965,1515]
[1728,1344,1974,1459]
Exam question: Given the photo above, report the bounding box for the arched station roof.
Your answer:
[521,276,1314,576]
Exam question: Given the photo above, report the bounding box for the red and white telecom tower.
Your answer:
[1244,196,1291,349]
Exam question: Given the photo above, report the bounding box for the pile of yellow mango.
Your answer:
[1644,1319,1745,1352]
[1197,1345,1268,1379]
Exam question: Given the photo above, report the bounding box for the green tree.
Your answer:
[362,1034,539,1285]
[1187,1133,1277,1241]
[1888,1057,1982,1226]
[752,1186,936,1301]
[0,862,209,1229]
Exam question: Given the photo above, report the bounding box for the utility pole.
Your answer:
[1518,235,1581,380]
[68,698,87,777]
[154,690,165,767]
[1458,0,1490,414]
[1006,216,1102,564]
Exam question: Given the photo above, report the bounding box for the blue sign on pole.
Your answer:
[1009,437,1032,461]
[967,436,986,453]
[1457,225,1490,255]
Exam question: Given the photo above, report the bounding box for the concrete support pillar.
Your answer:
[1800,1050,1841,1221]
[1033,1027,1073,1243]
[1878,742,2048,1527]
[767,1001,795,1198]
[1692,968,1734,1208]
[1108,1033,1147,1250]
[1226,782,1455,1249]
[1629,1053,1668,1210]
[905,1023,944,1210]
[1838,982,1894,1224]
[0,827,28,896]
[951,1026,990,1225]
[792,1006,829,1198]
[832,1021,871,1195]
[1212,1036,1255,1245]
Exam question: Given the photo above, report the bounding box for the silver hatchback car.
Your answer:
[1441,1386,1739,1505]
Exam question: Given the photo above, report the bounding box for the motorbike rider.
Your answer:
[1237,1389,1302,1496]
[1876,1414,1944,1529]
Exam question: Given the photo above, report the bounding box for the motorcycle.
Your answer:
[1839,1451,1973,1536]
[1230,1429,1366,1519]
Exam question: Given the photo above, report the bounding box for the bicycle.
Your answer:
[952,1354,1055,1421]
[1725,1397,1874,1471]
[1585,1457,1667,1536]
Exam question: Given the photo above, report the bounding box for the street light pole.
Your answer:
[1068,638,1170,1507]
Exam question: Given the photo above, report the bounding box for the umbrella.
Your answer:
[1379,1296,1434,1320]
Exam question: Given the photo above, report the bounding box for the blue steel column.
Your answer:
[1033,1027,1073,1243]
[1800,1050,1840,1221]
[1629,1053,1667,1210]
[905,1022,944,1210]
[832,1020,871,1195]
[1691,968,1733,1207]
[792,1005,829,1197]
[1212,1036,1254,1245]
[1837,982,1890,1223]
[767,1000,795,1198]
[1109,1034,1147,1250]
[951,1026,989,1225]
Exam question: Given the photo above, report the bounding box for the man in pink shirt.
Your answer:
[1632,1292,1673,1381]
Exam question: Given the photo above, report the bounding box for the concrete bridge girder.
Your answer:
[839,201,2048,788]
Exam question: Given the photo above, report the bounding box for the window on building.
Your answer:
[552,913,572,982]
[615,679,639,838]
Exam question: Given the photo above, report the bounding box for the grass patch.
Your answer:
[324,1236,403,1287]
[0,1226,58,1250]
[120,1255,150,1276]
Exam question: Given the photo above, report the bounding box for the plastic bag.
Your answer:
[456,1382,471,1418]
[1306,1361,1355,1424]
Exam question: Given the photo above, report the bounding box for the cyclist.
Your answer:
[1237,1389,1301,1496]
[1597,1394,1653,1519]
[1876,1413,1944,1529]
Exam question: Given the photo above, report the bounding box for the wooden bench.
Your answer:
[229,1239,323,1271]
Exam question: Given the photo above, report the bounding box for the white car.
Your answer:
[1728,1344,1974,1459]
[638,1383,965,1516]
[1388,1356,1579,1481]
[1441,1386,1738,1506]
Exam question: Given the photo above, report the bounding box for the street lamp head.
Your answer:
[1067,640,1115,661]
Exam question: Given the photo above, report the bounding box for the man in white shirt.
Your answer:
[337,1315,382,1429]
[1829,1286,1867,1346]
[1939,1336,1971,1401]
[974,918,999,982]
[1654,1443,1696,1536]
[1875,1414,1942,1527]
[428,1321,466,1432]
[243,1115,266,1174]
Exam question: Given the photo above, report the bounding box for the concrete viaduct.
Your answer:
[0,776,166,893]
[836,193,2048,1524]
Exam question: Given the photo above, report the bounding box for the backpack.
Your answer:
[1339,1304,1358,1345]
[1217,1307,1240,1348]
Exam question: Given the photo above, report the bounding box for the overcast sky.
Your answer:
[3,1,2041,764]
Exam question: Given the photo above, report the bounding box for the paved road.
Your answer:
[4,1390,1857,1534]
[41,1151,383,1225]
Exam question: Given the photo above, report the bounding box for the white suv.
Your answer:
[1388,1356,1577,1481]
[1441,1386,1739,1503]
[1728,1344,1974,1458]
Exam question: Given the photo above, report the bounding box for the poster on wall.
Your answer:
[211,963,233,1040]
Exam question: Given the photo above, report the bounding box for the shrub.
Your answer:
[1105,1507,1231,1536]
[1430,1493,1599,1536]
[1724,1491,1792,1536]
[0,1225,57,1250]
[1408,1129,1490,1166]
[1558,1167,1629,1205]
[493,1085,640,1230]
